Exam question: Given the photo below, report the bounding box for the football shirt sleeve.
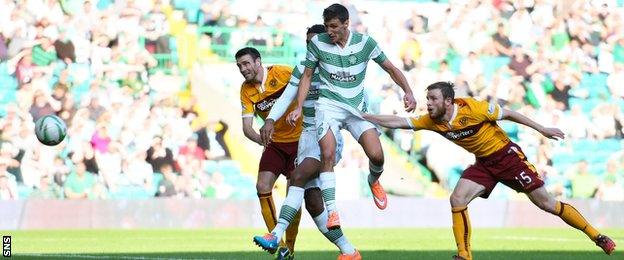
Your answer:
[240,87,254,118]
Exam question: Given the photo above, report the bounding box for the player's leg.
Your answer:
[318,127,340,229]
[450,163,496,260]
[501,143,616,255]
[270,158,318,249]
[256,144,288,253]
[356,127,387,210]
[449,178,486,260]
[279,142,303,254]
[526,187,616,254]
[304,186,359,258]
[257,171,280,231]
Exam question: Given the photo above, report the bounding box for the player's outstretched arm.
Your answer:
[362,113,413,129]
[379,59,416,112]
[287,67,313,126]
[242,117,263,145]
[502,108,565,140]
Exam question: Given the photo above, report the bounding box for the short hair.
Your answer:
[426,81,455,101]
[234,47,261,60]
[323,4,349,23]
[307,24,326,35]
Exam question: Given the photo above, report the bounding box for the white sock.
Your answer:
[272,186,304,242]
[313,208,356,254]
[319,172,337,212]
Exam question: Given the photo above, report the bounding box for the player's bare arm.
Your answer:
[242,116,263,145]
[362,113,413,129]
[379,59,416,112]
[287,67,314,126]
[502,108,565,140]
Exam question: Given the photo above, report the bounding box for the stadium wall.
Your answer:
[1,198,622,230]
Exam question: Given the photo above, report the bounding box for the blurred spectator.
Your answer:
[53,27,75,64]
[29,90,61,122]
[568,160,599,199]
[156,163,177,197]
[29,174,62,199]
[146,136,175,172]
[595,159,624,201]
[63,161,97,199]
[492,23,512,57]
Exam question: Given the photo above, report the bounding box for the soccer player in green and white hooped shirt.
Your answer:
[253,24,361,260]
[287,3,417,230]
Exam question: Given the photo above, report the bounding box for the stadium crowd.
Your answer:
[1,0,623,200]
[0,0,233,200]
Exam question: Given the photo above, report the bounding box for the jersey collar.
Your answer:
[447,104,459,129]
[258,66,268,93]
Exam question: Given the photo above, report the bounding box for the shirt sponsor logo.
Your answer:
[439,122,483,140]
[255,98,277,112]
[329,72,356,82]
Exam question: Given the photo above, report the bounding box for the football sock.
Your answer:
[555,201,600,241]
[319,172,337,213]
[273,186,304,252]
[452,206,472,260]
[258,192,286,248]
[368,162,384,184]
[284,209,301,252]
[313,208,356,254]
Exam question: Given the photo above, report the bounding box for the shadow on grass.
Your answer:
[15,250,621,260]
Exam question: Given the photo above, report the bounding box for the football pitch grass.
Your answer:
[4,228,622,259]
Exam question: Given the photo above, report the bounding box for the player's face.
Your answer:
[426,89,450,120]
[324,18,349,44]
[236,54,260,82]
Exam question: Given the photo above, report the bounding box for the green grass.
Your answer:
[3,228,622,259]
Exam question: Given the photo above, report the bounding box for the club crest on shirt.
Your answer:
[349,55,357,65]
[459,117,468,126]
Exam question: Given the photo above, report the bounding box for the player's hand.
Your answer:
[540,127,565,140]
[287,107,302,127]
[260,119,275,146]
[403,92,417,112]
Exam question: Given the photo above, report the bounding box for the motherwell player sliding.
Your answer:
[363,81,616,260]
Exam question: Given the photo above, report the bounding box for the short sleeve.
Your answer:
[366,36,387,64]
[289,64,304,87]
[407,115,430,130]
[240,87,254,117]
[302,39,320,69]
[473,99,503,121]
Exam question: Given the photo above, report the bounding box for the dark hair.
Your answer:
[323,4,349,23]
[307,24,326,35]
[426,81,455,101]
[234,47,261,60]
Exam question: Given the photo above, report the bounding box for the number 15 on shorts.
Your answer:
[515,171,532,187]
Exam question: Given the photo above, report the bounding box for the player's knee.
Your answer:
[320,148,336,166]
[304,188,324,217]
[256,181,272,194]
[449,192,469,207]
[291,171,306,187]
[533,196,557,214]
[368,150,384,166]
